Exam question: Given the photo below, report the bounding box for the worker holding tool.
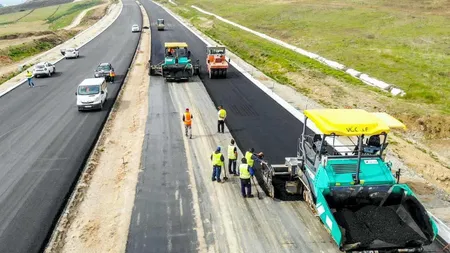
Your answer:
[228,139,238,175]
[210,146,225,182]
[217,105,227,133]
[244,148,264,173]
[182,108,193,139]
[239,158,255,198]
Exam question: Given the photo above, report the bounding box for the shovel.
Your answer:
[222,165,229,181]
[251,176,263,199]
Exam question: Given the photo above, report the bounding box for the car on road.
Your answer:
[63,48,79,59]
[33,61,56,77]
[75,78,108,111]
[94,62,114,82]
[131,24,140,32]
[157,18,164,30]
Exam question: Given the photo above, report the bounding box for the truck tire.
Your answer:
[48,71,52,77]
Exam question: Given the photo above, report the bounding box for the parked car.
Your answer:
[33,62,56,77]
[94,62,113,82]
[75,78,108,111]
[62,48,79,59]
[131,24,140,32]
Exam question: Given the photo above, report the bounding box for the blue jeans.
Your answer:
[240,178,251,196]
[27,78,34,86]
[212,166,221,181]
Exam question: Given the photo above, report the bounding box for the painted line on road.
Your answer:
[152,0,450,245]
[0,1,124,99]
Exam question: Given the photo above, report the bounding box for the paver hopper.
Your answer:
[259,109,438,252]
[149,42,200,82]
[206,46,229,79]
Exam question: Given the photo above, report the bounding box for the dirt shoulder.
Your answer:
[43,3,149,252]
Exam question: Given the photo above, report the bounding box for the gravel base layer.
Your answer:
[335,205,424,246]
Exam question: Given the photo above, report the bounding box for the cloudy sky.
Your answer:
[0,0,27,6]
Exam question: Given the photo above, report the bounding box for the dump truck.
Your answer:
[149,42,200,82]
[157,18,164,31]
[206,46,229,79]
[258,109,438,252]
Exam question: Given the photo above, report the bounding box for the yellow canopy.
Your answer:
[371,112,406,130]
[304,109,391,136]
[165,42,188,49]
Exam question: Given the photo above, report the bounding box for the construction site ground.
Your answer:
[152,0,450,227]
[44,1,449,253]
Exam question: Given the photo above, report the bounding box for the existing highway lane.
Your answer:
[0,0,141,252]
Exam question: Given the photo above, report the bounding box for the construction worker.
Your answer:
[245,148,264,172]
[228,139,238,175]
[239,158,255,198]
[26,70,35,87]
[210,146,225,182]
[182,108,193,139]
[109,68,115,83]
[217,105,227,133]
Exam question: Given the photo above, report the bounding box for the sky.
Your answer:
[0,0,27,6]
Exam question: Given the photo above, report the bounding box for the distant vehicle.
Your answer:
[206,46,229,79]
[61,48,79,59]
[94,62,114,82]
[131,24,140,32]
[75,78,108,111]
[33,61,56,77]
[157,19,164,31]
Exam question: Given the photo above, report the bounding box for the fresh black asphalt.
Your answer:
[134,0,445,252]
[125,4,198,252]
[0,0,141,252]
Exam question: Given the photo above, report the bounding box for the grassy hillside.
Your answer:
[0,0,101,34]
[175,0,450,107]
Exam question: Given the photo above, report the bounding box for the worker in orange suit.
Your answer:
[182,108,193,139]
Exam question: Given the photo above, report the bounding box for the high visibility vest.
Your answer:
[245,151,254,167]
[228,145,236,160]
[26,72,32,78]
[239,164,251,179]
[212,152,223,166]
[110,71,115,77]
[218,109,226,120]
[184,112,192,126]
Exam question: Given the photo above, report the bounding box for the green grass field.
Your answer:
[0,0,101,34]
[169,0,449,111]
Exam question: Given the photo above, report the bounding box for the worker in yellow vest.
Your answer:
[227,139,238,175]
[210,146,225,182]
[217,105,226,133]
[26,70,35,87]
[182,108,193,139]
[239,158,255,198]
[245,148,264,173]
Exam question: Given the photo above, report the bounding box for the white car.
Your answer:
[64,48,79,59]
[33,62,56,77]
[131,24,140,32]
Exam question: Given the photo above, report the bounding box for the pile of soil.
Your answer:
[335,205,423,246]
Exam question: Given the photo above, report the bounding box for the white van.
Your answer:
[75,78,108,111]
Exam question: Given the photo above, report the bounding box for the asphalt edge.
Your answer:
[0,0,124,98]
[41,1,144,252]
[149,0,450,249]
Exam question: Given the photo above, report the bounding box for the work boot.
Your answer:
[217,179,222,183]
[247,194,254,198]
[190,135,192,139]
[242,195,247,198]
[212,178,216,182]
